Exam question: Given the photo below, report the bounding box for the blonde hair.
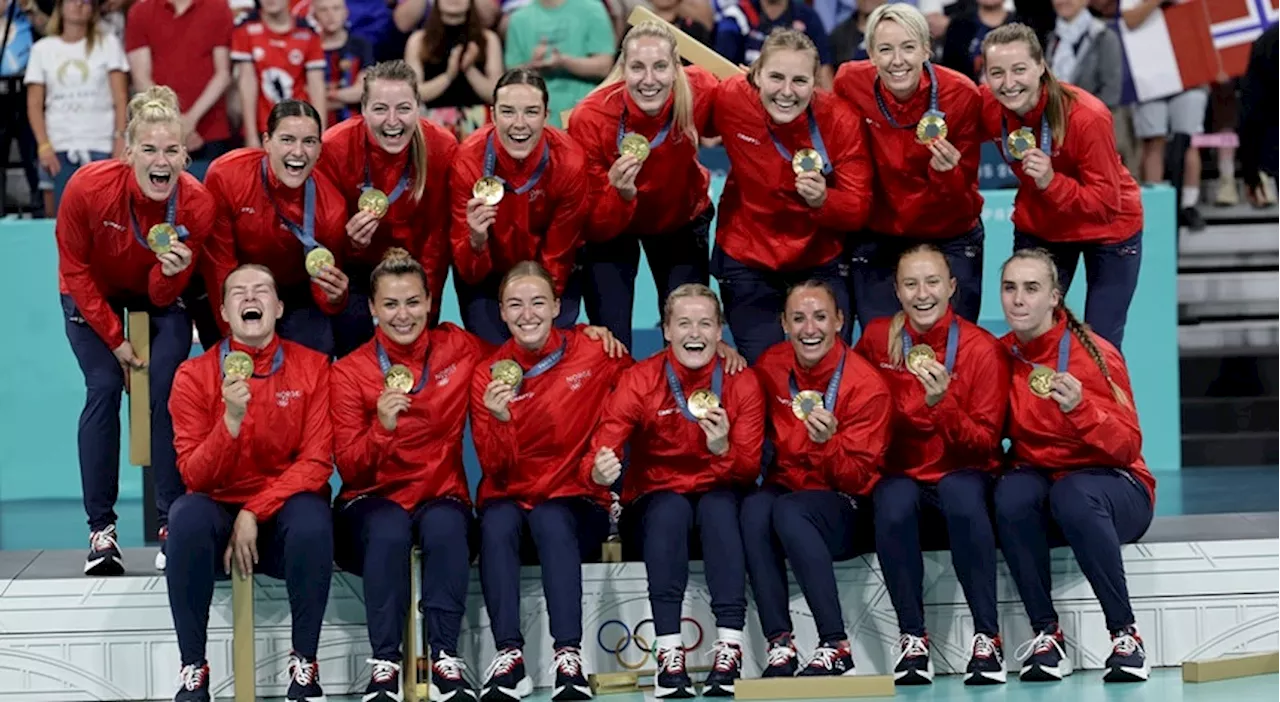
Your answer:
[748,28,820,88]
[126,86,183,146]
[362,60,429,202]
[662,283,723,326]
[499,261,557,301]
[1002,248,1130,407]
[865,3,930,51]
[48,0,103,54]
[370,247,427,298]
[982,23,1075,149]
[589,21,696,144]
[887,244,951,368]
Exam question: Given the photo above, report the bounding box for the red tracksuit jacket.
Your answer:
[449,125,589,296]
[568,67,716,242]
[331,324,491,511]
[979,84,1143,244]
[584,350,766,504]
[709,74,872,271]
[855,308,1009,483]
[169,336,334,520]
[835,61,984,238]
[470,327,632,509]
[56,160,217,349]
[1001,314,1156,503]
[754,340,892,496]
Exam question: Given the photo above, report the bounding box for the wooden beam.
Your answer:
[404,548,422,702]
[735,675,895,700]
[1183,651,1279,683]
[626,6,745,79]
[127,311,150,467]
[231,569,255,702]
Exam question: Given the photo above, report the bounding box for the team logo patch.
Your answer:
[289,49,304,66]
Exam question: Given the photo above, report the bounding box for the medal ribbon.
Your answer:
[259,158,320,254]
[129,181,189,251]
[664,359,724,423]
[484,133,550,196]
[500,335,567,393]
[1011,330,1071,374]
[999,110,1052,164]
[768,107,833,175]
[788,351,847,413]
[615,106,674,153]
[873,60,943,130]
[902,317,960,373]
[375,339,430,395]
[362,148,411,205]
[219,338,285,379]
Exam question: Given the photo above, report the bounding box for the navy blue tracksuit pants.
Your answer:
[453,268,584,348]
[741,486,860,643]
[619,489,747,636]
[62,294,189,532]
[995,467,1152,634]
[165,492,334,666]
[335,495,476,660]
[873,471,999,637]
[581,207,713,352]
[846,224,985,329]
[710,247,852,364]
[1013,231,1142,351]
[479,497,610,650]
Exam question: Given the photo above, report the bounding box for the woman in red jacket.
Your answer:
[451,69,590,347]
[470,261,632,701]
[202,100,351,356]
[741,281,892,677]
[710,28,873,363]
[166,264,334,702]
[980,23,1143,350]
[56,85,217,576]
[835,4,986,325]
[854,245,1008,686]
[586,284,764,698]
[319,59,458,356]
[568,20,717,352]
[995,247,1155,684]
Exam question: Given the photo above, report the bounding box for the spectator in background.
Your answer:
[24,0,129,213]
[504,0,614,128]
[231,0,327,148]
[312,0,373,126]
[1,0,44,216]
[405,0,503,140]
[830,0,884,65]
[1046,0,1121,107]
[1238,22,1277,209]
[334,0,397,60]
[715,0,835,88]
[397,0,500,38]
[940,0,1017,82]
[644,0,715,47]
[125,0,234,180]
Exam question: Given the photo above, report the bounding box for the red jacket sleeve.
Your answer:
[1064,343,1144,466]
[200,168,241,337]
[583,364,645,481]
[813,103,873,232]
[539,147,589,296]
[929,83,982,196]
[331,360,394,489]
[817,367,892,494]
[420,129,457,320]
[1039,108,1124,224]
[470,361,519,479]
[449,153,494,285]
[56,177,124,348]
[713,369,766,484]
[243,361,335,519]
[170,359,254,494]
[928,344,1010,463]
[570,107,636,243]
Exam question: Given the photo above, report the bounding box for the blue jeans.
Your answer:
[847,224,985,329]
[50,150,112,213]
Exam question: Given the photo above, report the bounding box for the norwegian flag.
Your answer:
[1119,0,1279,103]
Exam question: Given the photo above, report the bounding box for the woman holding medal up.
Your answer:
[56,85,217,576]
[995,248,1154,684]
[586,284,764,698]
[853,245,1008,686]
[980,24,1143,350]
[834,4,986,326]
[450,69,591,347]
[202,100,351,356]
[568,21,718,351]
[741,281,892,677]
[320,59,459,356]
[709,28,872,363]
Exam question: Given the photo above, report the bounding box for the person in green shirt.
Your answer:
[503,0,616,128]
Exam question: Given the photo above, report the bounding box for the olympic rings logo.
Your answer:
[596,618,705,670]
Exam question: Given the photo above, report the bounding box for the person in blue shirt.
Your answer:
[0,0,43,217]
[715,0,835,87]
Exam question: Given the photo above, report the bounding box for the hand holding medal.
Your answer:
[1047,371,1083,413]
[608,152,642,202]
[909,352,951,408]
[376,381,413,432]
[926,137,962,173]
[156,235,193,277]
[688,390,730,456]
[1021,148,1055,190]
[221,352,253,423]
[793,149,828,209]
[804,406,838,444]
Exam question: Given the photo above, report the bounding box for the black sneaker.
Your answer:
[362,658,401,702]
[1015,625,1072,681]
[174,661,211,702]
[287,653,326,701]
[480,648,531,702]
[701,640,742,696]
[155,525,168,571]
[85,524,125,576]
[1103,626,1150,683]
[892,633,933,685]
[1180,206,1206,231]
[798,641,855,677]
[430,651,478,701]
[653,645,694,699]
[964,633,1007,685]
[761,634,799,678]
[550,646,592,701]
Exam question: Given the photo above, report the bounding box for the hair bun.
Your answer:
[382,246,412,262]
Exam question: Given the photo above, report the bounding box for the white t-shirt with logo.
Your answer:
[24,33,129,154]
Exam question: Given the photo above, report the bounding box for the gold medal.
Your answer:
[223,351,253,381]
[491,359,523,387]
[1007,127,1036,160]
[906,345,937,373]
[1028,366,1055,399]
[619,133,650,162]
[916,113,948,145]
[358,188,390,217]
[147,223,178,254]
[304,247,334,278]
[687,390,721,420]
[791,390,824,420]
[473,176,505,206]
[792,148,823,174]
[385,364,414,393]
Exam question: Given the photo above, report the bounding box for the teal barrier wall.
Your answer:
[0,184,1180,514]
